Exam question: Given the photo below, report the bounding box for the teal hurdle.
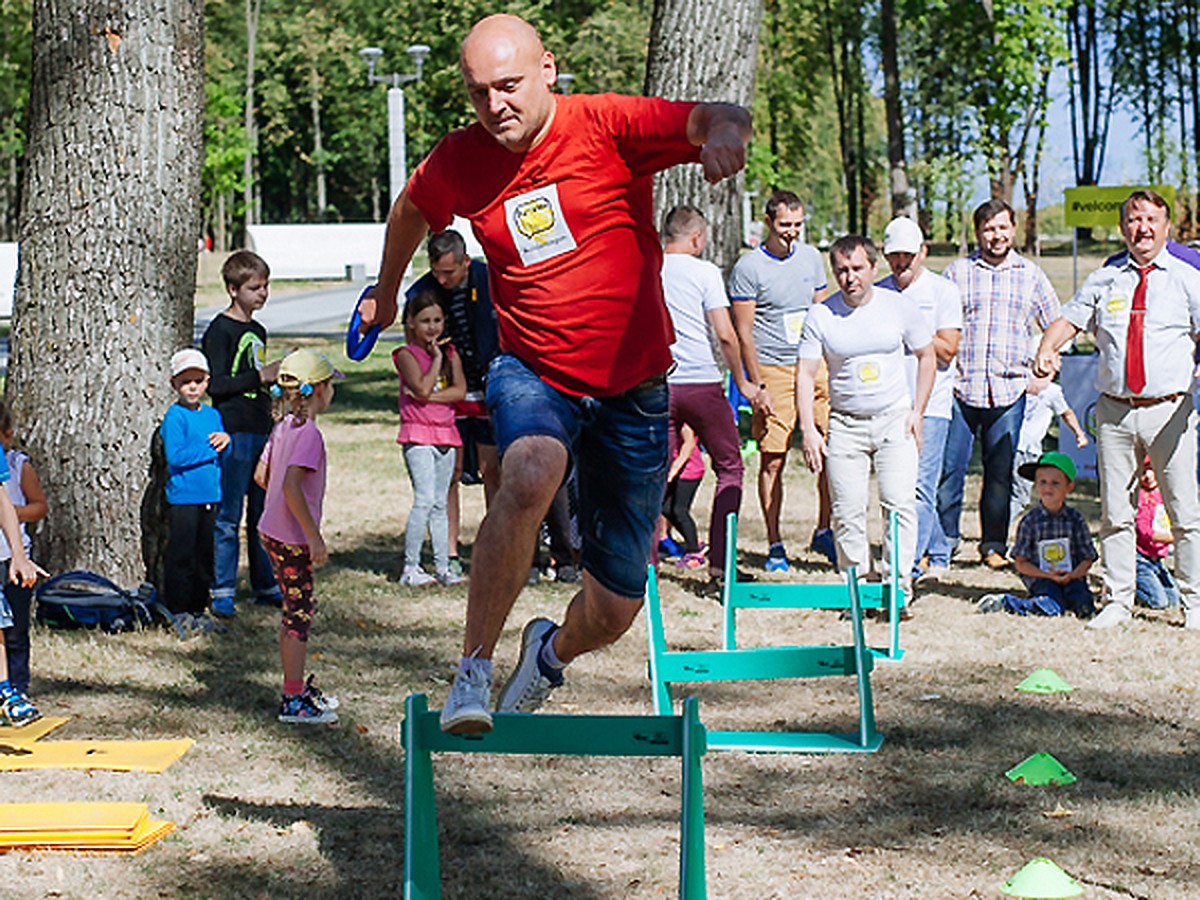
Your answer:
[721,512,906,661]
[646,564,883,753]
[402,693,708,899]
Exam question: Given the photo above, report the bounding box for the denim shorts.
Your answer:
[487,353,668,598]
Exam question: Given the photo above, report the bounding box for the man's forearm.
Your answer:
[373,191,430,329]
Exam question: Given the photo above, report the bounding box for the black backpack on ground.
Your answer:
[35,570,184,638]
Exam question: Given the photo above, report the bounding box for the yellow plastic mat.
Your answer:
[0,738,193,773]
[0,716,70,748]
[0,803,174,854]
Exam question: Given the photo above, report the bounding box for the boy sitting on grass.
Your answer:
[1009,451,1097,617]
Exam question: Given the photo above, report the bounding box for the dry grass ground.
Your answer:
[2,337,1197,899]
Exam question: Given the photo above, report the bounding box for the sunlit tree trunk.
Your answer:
[645,0,763,272]
[11,0,204,583]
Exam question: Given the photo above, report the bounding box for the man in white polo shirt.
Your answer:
[1035,188,1200,630]
[876,217,962,585]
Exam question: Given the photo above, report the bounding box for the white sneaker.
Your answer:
[496,618,563,713]
[436,569,466,586]
[439,663,493,734]
[1184,608,1200,631]
[1087,603,1132,630]
[400,566,436,587]
[915,565,950,586]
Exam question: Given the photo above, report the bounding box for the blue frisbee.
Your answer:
[346,284,383,361]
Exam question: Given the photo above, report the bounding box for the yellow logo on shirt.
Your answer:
[1106,295,1129,313]
[857,362,881,383]
[513,197,556,245]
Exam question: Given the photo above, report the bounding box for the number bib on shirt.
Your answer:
[505,184,578,266]
[783,310,807,345]
[1037,537,1072,574]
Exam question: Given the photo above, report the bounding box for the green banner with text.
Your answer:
[1063,185,1176,228]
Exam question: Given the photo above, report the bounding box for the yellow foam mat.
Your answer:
[0,716,71,748]
[0,803,174,855]
[0,738,193,772]
[0,802,147,834]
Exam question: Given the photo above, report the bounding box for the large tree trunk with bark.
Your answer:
[645,0,763,273]
[880,0,912,218]
[11,0,204,585]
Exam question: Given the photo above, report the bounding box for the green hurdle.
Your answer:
[646,563,884,753]
[402,693,708,899]
[722,512,907,661]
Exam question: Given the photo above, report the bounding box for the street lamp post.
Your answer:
[359,44,431,207]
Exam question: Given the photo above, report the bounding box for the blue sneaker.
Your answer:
[0,688,40,727]
[764,543,789,573]
[809,528,838,567]
[658,536,682,559]
[211,597,237,619]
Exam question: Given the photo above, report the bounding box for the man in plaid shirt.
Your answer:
[933,199,1060,569]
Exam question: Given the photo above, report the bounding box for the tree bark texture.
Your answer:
[12,0,204,585]
[645,0,763,273]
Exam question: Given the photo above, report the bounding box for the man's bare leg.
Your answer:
[447,448,464,561]
[478,443,501,507]
[461,435,566,659]
[758,450,787,546]
[552,572,643,664]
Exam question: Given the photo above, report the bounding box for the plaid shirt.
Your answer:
[1012,503,1097,588]
[944,251,1060,408]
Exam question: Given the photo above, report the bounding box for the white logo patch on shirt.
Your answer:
[1037,537,1072,574]
[505,183,577,266]
[783,310,807,345]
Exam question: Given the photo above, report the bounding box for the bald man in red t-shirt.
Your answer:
[360,13,750,734]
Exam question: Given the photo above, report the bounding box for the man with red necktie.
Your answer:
[1035,189,1200,630]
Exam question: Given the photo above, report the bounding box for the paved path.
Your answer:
[194,282,366,340]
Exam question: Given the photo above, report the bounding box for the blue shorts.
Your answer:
[486,353,668,599]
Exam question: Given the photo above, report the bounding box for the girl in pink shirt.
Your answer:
[1136,459,1179,609]
[255,349,341,725]
[394,292,465,587]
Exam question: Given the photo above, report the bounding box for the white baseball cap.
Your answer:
[883,217,924,255]
[170,348,209,377]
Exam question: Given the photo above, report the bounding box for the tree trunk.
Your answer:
[645,0,763,273]
[880,0,912,218]
[243,0,259,234]
[11,0,204,585]
[310,60,327,220]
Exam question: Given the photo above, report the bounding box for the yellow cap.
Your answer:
[277,349,342,387]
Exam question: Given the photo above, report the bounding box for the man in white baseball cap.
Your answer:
[877,217,962,586]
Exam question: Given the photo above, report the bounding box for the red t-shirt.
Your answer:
[407,93,700,397]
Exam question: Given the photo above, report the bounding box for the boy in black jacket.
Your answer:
[202,251,282,618]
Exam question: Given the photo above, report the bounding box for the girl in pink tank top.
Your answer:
[393,292,466,587]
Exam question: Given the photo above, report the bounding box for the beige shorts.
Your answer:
[752,361,830,454]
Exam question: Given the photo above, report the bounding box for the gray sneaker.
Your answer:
[1087,603,1132,630]
[496,618,563,713]
[439,662,494,734]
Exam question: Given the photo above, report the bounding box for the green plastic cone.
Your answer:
[1016,668,1073,694]
[999,857,1083,898]
[1005,752,1078,786]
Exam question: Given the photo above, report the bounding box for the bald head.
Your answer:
[460,14,558,153]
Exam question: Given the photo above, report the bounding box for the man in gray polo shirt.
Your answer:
[729,190,830,572]
[1035,189,1200,631]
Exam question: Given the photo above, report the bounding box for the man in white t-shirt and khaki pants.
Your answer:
[797,234,937,598]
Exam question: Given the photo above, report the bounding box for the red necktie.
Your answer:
[1125,265,1153,394]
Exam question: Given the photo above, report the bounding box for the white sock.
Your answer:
[538,628,565,671]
